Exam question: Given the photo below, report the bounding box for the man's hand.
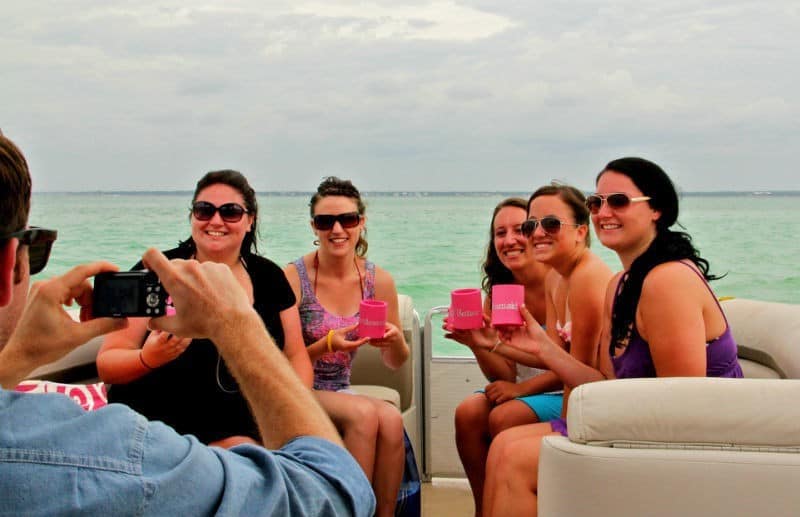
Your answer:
[142,248,257,344]
[0,262,127,387]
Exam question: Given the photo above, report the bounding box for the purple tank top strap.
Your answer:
[293,257,315,303]
[362,260,376,300]
[676,260,729,326]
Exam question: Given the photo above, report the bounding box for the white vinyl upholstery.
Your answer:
[538,298,800,517]
[350,294,420,456]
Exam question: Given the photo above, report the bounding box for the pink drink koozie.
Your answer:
[449,288,484,330]
[491,284,524,326]
[358,299,388,338]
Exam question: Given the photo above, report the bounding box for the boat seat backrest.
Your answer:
[722,298,800,379]
[349,294,415,412]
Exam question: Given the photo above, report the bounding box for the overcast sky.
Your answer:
[2,1,798,192]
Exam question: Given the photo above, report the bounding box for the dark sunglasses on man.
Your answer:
[0,227,58,275]
[312,212,361,231]
[521,217,581,237]
[191,201,249,223]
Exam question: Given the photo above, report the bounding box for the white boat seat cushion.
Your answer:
[723,298,800,378]
[567,377,800,452]
[349,385,402,410]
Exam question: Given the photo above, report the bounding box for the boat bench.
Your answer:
[538,298,800,517]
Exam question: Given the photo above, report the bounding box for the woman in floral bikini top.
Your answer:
[284,177,410,517]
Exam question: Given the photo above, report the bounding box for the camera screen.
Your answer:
[98,277,140,314]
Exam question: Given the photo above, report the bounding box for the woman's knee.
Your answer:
[488,429,542,484]
[341,396,380,436]
[455,394,490,431]
[376,401,404,442]
[487,402,538,437]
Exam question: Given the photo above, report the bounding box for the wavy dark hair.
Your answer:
[180,169,259,256]
[481,198,527,295]
[601,157,719,353]
[527,182,591,247]
[309,176,368,258]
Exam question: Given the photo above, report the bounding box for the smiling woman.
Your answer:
[283,176,410,517]
[96,169,314,447]
[444,197,553,514]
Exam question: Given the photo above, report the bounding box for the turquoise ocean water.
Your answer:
[31,192,800,356]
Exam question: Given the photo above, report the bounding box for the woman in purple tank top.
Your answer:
[284,177,410,517]
[482,158,743,517]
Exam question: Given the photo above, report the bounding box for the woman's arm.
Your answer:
[445,297,516,381]
[96,318,173,384]
[567,263,609,369]
[371,266,410,369]
[595,276,618,380]
[283,261,368,363]
[491,279,557,370]
[484,370,562,405]
[543,270,562,346]
[279,305,313,388]
[638,262,709,377]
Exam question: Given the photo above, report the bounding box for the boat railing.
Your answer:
[421,305,485,480]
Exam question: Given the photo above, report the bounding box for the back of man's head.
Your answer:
[0,134,31,237]
[0,134,32,314]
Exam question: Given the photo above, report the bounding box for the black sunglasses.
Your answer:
[191,201,249,222]
[0,227,58,275]
[521,217,580,237]
[585,193,651,214]
[312,212,361,231]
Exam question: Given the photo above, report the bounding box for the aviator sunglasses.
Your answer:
[0,227,58,275]
[521,217,581,237]
[191,201,249,222]
[312,212,361,231]
[585,193,651,214]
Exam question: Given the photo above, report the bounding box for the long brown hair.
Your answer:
[481,198,527,295]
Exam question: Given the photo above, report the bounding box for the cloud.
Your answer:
[293,1,516,41]
[0,1,798,192]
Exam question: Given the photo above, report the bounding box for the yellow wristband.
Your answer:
[326,330,335,353]
[491,340,501,353]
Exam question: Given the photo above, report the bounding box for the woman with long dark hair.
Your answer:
[98,170,312,448]
[448,198,553,514]
[482,158,742,516]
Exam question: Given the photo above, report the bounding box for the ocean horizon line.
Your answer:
[35,189,800,197]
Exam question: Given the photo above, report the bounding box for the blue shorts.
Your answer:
[477,390,564,422]
[516,393,563,422]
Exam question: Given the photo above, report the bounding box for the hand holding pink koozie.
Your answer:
[358,299,388,338]
[449,288,484,330]
[491,284,524,326]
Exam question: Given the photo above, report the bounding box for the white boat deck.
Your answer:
[422,478,474,516]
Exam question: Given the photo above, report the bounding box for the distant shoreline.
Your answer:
[35,190,800,197]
